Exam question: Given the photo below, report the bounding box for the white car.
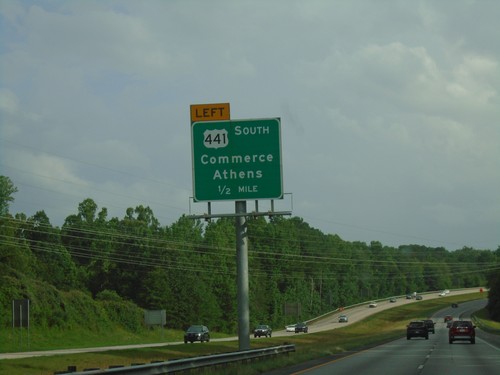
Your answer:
[369,301,377,308]
[338,314,348,323]
[285,324,297,332]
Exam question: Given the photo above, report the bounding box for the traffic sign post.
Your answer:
[191,118,282,202]
[189,111,287,351]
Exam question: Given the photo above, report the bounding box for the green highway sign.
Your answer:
[191,118,282,202]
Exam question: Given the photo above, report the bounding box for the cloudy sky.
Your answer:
[1,0,499,251]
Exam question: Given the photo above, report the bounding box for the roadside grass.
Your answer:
[0,292,491,375]
[0,326,232,353]
[472,308,500,334]
[1,326,173,352]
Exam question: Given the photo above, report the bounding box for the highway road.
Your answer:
[281,299,500,375]
[0,288,486,360]
[272,288,484,337]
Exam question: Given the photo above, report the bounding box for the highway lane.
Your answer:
[288,299,500,375]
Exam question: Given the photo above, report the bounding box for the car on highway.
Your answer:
[406,321,429,340]
[406,294,413,299]
[415,295,423,300]
[423,319,435,334]
[184,325,210,343]
[338,314,348,323]
[368,301,377,308]
[295,322,308,333]
[253,324,272,338]
[449,320,476,344]
[444,315,453,323]
[285,324,297,332]
[451,303,458,308]
[390,297,397,303]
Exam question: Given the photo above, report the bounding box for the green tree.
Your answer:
[0,178,35,276]
[24,211,79,290]
[203,218,237,331]
[0,175,18,215]
[61,198,115,294]
[486,270,500,321]
[140,267,172,310]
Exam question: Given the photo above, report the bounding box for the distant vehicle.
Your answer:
[369,301,377,308]
[184,325,210,343]
[254,324,272,338]
[285,324,297,332]
[451,303,458,308]
[449,320,476,344]
[295,322,308,333]
[423,319,435,334]
[406,294,413,299]
[415,295,423,300]
[407,321,429,340]
[443,289,450,294]
[439,292,446,296]
[444,315,453,323]
[338,314,348,323]
[390,297,397,303]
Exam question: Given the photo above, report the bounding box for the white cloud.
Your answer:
[0,88,19,114]
[448,55,498,103]
[4,149,89,198]
[1,0,499,249]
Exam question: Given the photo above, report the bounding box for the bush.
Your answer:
[101,300,144,332]
[96,289,123,302]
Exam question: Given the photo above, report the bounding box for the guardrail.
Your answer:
[55,344,295,375]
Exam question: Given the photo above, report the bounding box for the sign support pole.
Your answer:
[235,200,250,350]
[190,105,289,351]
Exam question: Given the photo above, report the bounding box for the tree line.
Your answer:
[1,175,499,333]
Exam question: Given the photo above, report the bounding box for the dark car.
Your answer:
[451,303,458,308]
[254,324,272,338]
[295,322,308,333]
[449,320,476,344]
[444,315,453,323]
[407,321,429,340]
[184,325,210,343]
[415,295,423,300]
[423,319,435,334]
